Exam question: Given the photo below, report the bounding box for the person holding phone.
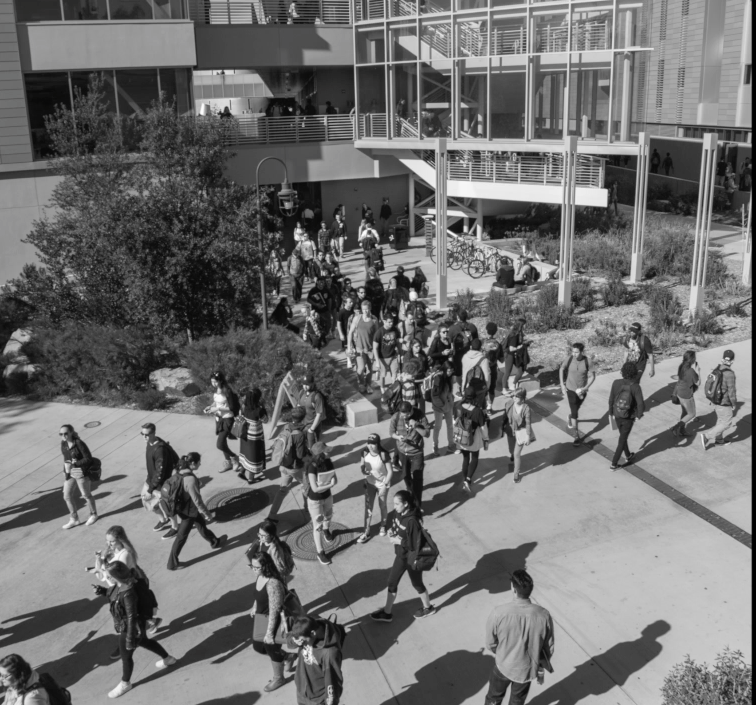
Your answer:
[59,424,98,530]
[305,442,338,565]
[357,433,393,544]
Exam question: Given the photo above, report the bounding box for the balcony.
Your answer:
[225,114,355,145]
[188,0,351,24]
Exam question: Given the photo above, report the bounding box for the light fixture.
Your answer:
[199,103,211,117]
[277,181,299,217]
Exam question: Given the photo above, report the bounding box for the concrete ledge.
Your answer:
[345,397,379,427]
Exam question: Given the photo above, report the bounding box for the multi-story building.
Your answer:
[0,0,752,285]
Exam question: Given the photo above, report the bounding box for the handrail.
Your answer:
[189,0,351,25]
[224,114,355,145]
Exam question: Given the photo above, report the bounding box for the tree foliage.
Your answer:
[12,74,282,340]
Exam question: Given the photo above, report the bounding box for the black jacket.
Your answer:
[109,583,140,649]
[608,379,645,420]
[145,438,174,492]
[61,439,92,477]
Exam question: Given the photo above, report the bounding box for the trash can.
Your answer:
[389,224,408,250]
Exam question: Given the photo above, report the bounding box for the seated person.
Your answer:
[494,258,516,289]
[515,257,538,285]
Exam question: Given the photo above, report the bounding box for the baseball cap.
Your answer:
[303,374,315,385]
[723,350,735,361]
[464,387,477,400]
[397,266,405,273]
[311,442,331,456]
[367,433,381,444]
[629,322,642,333]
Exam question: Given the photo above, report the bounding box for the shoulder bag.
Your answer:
[408,520,440,572]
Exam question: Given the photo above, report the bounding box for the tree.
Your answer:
[11,74,282,340]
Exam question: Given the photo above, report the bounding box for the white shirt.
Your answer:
[363,450,389,487]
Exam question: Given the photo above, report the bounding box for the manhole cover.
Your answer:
[285,522,361,561]
[84,421,101,428]
[205,488,269,523]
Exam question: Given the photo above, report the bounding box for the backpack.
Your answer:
[465,361,486,388]
[134,576,159,623]
[453,325,473,355]
[613,384,635,419]
[382,381,403,414]
[35,673,72,705]
[279,542,296,578]
[482,337,500,361]
[704,367,726,405]
[453,407,475,446]
[163,441,180,472]
[271,424,303,468]
[289,253,304,277]
[160,472,189,517]
[408,520,440,572]
[374,248,385,272]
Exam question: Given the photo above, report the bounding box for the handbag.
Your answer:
[252,612,289,645]
[231,416,247,439]
[671,392,680,405]
[407,521,440,572]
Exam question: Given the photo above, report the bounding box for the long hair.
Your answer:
[243,388,263,416]
[60,424,80,441]
[210,371,234,400]
[178,452,201,471]
[509,317,526,337]
[252,551,284,583]
[106,560,134,584]
[105,525,139,564]
[677,350,696,379]
[0,654,32,689]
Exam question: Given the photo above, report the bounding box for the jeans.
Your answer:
[461,450,480,482]
[355,351,373,388]
[268,465,310,518]
[216,417,238,462]
[397,451,425,508]
[505,430,525,477]
[678,395,696,426]
[484,665,531,705]
[433,404,454,449]
[63,476,96,519]
[566,389,586,423]
[119,627,168,682]
[387,554,426,594]
[501,355,523,391]
[704,404,736,442]
[612,416,634,465]
[307,495,333,553]
[364,481,388,529]
[167,513,218,569]
[292,275,304,303]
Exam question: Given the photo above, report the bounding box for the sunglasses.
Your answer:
[249,564,262,570]
[140,432,151,437]
[59,432,69,436]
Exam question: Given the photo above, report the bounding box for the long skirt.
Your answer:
[239,419,266,475]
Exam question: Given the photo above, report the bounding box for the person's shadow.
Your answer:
[34,629,116,689]
[431,543,538,611]
[377,648,494,704]
[194,695,261,705]
[303,568,388,615]
[527,620,671,705]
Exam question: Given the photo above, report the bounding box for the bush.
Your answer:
[602,273,631,307]
[661,648,752,705]
[713,189,731,212]
[527,284,582,333]
[589,318,623,347]
[571,277,596,312]
[132,388,173,411]
[487,288,514,330]
[453,288,483,317]
[689,306,723,336]
[182,327,344,423]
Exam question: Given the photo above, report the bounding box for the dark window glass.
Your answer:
[62,0,109,19]
[153,0,185,18]
[25,72,72,160]
[109,0,153,19]
[14,0,62,21]
[159,68,192,115]
[70,71,118,117]
[116,69,160,116]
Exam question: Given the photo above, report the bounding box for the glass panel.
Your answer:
[419,62,451,136]
[492,0,525,7]
[534,10,569,53]
[572,4,612,51]
[458,62,486,138]
[390,23,418,61]
[490,68,525,138]
[391,0,415,17]
[611,51,638,141]
[357,66,387,137]
[567,65,610,140]
[456,0,486,10]
[356,26,386,64]
[533,62,567,138]
[456,18,488,57]
[421,0,450,14]
[491,14,527,55]
[116,69,160,116]
[159,68,192,114]
[70,71,118,117]
[109,0,154,19]
[25,72,71,160]
[62,0,109,20]
[14,0,62,21]
[153,0,185,18]
[420,20,451,60]
[392,63,419,137]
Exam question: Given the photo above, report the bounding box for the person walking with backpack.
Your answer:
[305,442,338,565]
[608,361,646,470]
[430,360,455,456]
[671,350,700,437]
[238,388,269,484]
[559,342,596,446]
[461,339,491,411]
[348,300,380,394]
[623,322,655,383]
[390,402,429,510]
[501,318,529,394]
[481,323,505,413]
[330,213,346,259]
[449,310,479,395]
[0,653,67,705]
[203,371,241,474]
[371,490,436,622]
[698,349,738,451]
[454,388,490,494]
[166,453,226,571]
[484,569,554,705]
[297,375,326,450]
[357,433,393,544]
[140,423,179,539]
[268,407,310,521]
[59,424,98,530]
[288,248,305,303]
[503,389,533,483]
[373,311,403,395]
[288,616,346,705]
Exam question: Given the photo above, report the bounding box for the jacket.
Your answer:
[2,672,51,705]
[109,582,140,650]
[389,410,428,456]
[145,438,174,492]
[713,364,737,407]
[61,438,92,477]
[608,378,646,420]
[282,421,309,469]
[393,507,423,558]
[292,620,345,705]
[504,398,533,436]
[179,472,211,519]
[461,350,491,389]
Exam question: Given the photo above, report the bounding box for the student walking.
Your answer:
[699,349,738,451]
[453,388,490,494]
[140,423,179,538]
[559,342,596,446]
[203,371,241,473]
[246,519,296,584]
[297,375,326,449]
[608,361,645,470]
[389,402,429,510]
[370,490,436,622]
[305,442,338,565]
[623,322,655,382]
[348,300,380,394]
[461,339,491,410]
[288,616,346,705]
[484,569,554,705]
[330,213,346,258]
[373,311,403,394]
[267,407,310,520]
[288,248,305,303]
[671,350,699,437]
[59,424,98,530]
[503,389,533,483]
[336,295,355,356]
[482,323,505,413]
[430,360,456,456]
[379,197,392,237]
[357,433,393,544]
[166,453,226,571]
[501,318,529,393]
[238,388,268,484]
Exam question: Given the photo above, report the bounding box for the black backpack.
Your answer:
[613,384,634,419]
[160,472,190,516]
[134,576,159,623]
[381,381,403,414]
[36,672,72,705]
[408,520,440,572]
[704,367,726,405]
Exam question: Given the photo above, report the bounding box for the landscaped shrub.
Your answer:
[485,284,581,334]
[661,648,751,705]
[602,272,631,307]
[182,327,344,422]
[642,282,684,334]
[487,288,514,330]
[689,305,723,336]
[453,289,483,317]
[571,277,596,312]
[589,318,623,347]
[648,182,673,201]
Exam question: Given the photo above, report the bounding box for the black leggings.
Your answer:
[119,627,168,682]
[461,449,480,482]
[253,640,285,663]
[387,554,426,594]
[216,417,238,461]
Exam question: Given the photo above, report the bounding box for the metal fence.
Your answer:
[188,0,351,24]
[225,114,355,144]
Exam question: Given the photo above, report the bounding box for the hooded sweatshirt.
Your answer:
[461,350,491,389]
[293,620,346,705]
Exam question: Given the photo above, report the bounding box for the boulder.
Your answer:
[2,328,32,361]
[2,362,40,380]
[149,367,197,397]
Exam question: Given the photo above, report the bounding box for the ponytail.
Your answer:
[179,452,201,470]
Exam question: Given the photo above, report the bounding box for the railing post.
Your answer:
[436,138,448,310]
[558,136,578,306]
[227,0,231,24]
[743,193,752,286]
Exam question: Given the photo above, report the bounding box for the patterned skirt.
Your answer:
[239,418,266,474]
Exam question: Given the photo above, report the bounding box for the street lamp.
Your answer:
[255,156,298,330]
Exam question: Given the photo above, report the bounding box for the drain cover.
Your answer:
[285,522,361,561]
[205,488,269,523]
[84,421,101,428]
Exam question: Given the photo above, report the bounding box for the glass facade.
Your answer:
[24,68,193,159]
[353,0,652,143]
[14,0,185,21]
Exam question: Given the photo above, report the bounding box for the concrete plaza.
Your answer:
[0,329,751,704]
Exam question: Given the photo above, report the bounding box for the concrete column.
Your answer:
[743,191,752,286]
[620,9,633,142]
[558,136,578,306]
[689,133,718,314]
[409,174,416,238]
[463,217,470,235]
[476,198,484,240]
[435,138,448,309]
[629,132,651,283]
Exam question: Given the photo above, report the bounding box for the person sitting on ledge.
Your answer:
[494,258,516,289]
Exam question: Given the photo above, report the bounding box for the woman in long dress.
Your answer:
[239,388,268,484]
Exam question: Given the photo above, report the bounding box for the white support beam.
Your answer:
[629,132,651,283]
[476,198,484,240]
[409,174,416,238]
[689,133,718,314]
[743,192,752,286]
[558,136,578,306]
[435,138,448,310]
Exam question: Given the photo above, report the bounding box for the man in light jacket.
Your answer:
[461,339,491,410]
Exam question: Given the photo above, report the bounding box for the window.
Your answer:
[62,0,109,20]
[15,0,185,21]
[116,69,160,116]
[15,0,62,21]
[745,65,752,85]
[25,73,72,159]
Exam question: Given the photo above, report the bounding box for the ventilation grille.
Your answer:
[655,0,668,122]
[675,0,689,123]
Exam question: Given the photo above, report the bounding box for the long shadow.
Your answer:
[0,489,75,531]
[423,459,508,518]
[377,648,494,705]
[195,694,261,705]
[431,543,538,612]
[303,568,388,615]
[527,620,671,705]
[517,441,594,481]
[642,386,673,413]
[33,629,116,689]
[343,609,416,661]
[0,598,107,650]
[96,497,142,521]
[180,526,257,569]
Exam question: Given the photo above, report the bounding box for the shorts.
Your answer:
[378,356,399,377]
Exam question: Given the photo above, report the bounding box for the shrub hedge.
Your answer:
[486,284,581,334]
[661,648,751,705]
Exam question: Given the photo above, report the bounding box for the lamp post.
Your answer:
[255,156,298,330]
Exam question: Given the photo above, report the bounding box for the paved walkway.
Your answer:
[0,338,750,704]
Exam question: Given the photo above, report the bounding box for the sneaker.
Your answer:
[414,605,437,619]
[462,480,472,494]
[715,439,731,447]
[153,519,170,532]
[379,526,387,537]
[370,609,393,622]
[155,656,177,669]
[454,448,462,454]
[567,418,574,429]
[62,518,81,530]
[624,452,636,465]
[447,445,456,454]
[316,551,331,565]
[108,681,132,699]
[513,475,521,484]
[219,460,233,473]
[211,534,227,549]
[572,436,581,447]
[357,532,370,544]
[610,464,619,471]
[147,618,163,634]
[85,515,98,526]
[699,433,708,452]
[110,647,121,660]
[162,529,178,540]
[323,529,335,543]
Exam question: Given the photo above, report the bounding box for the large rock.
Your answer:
[2,362,39,380]
[149,367,198,397]
[2,328,32,361]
